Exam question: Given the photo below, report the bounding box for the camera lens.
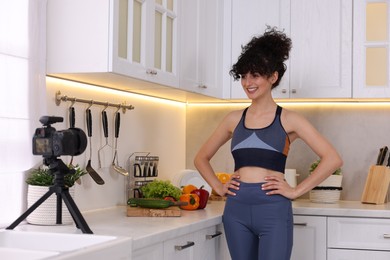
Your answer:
[54,128,87,156]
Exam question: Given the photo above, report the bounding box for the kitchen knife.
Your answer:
[377,146,388,165]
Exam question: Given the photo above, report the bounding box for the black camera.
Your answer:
[33,116,87,157]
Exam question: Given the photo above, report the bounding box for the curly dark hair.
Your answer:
[230,26,292,89]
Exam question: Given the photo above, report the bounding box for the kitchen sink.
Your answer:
[0,229,132,259]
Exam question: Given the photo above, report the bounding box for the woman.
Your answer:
[194,27,342,260]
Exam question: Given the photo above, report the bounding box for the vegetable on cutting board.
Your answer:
[127,198,187,209]
[140,179,182,200]
[179,193,200,210]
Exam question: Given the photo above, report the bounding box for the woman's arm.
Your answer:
[263,110,343,199]
[194,111,241,196]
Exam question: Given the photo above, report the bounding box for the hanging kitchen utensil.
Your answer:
[98,107,113,168]
[85,106,105,185]
[68,104,81,184]
[111,109,128,176]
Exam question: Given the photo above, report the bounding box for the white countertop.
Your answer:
[11,200,390,251]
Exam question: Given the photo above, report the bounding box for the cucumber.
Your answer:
[127,198,187,209]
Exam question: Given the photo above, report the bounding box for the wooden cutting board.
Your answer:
[361,165,390,204]
[209,194,227,201]
[127,206,181,217]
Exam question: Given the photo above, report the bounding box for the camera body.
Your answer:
[33,116,87,157]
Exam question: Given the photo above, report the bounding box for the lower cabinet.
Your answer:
[291,215,327,260]
[327,217,390,259]
[133,225,223,260]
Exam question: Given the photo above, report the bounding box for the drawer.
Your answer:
[328,217,390,251]
[328,249,390,260]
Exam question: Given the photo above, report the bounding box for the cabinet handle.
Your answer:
[383,234,390,239]
[198,85,207,89]
[146,69,158,75]
[291,89,297,94]
[174,241,195,251]
[293,223,307,226]
[206,231,222,240]
[281,89,287,94]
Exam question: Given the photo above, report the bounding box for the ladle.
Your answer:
[85,106,105,185]
[111,109,128,176]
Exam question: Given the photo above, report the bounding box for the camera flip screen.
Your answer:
[33,138,51,155]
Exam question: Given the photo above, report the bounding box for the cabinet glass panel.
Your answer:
[154,10,162,69]
[155,0,162,6]
[366,3,388,42]
[166,16,173,72]
[366,47,388,86]
[132,0,142,63]
[167,0,174,11]
[118,0,128,59]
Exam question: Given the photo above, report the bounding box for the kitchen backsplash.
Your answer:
[186,102,390,201]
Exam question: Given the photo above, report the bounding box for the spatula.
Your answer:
[111,110,128,176]
[86,108,105,185]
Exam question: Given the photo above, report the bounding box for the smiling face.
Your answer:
[240,72,278,99]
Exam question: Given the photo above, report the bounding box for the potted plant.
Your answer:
[25,165,86,225]
[309,160,343,203]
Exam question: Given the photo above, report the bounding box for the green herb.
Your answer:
[26,165,87,187]
[140,179,182,200]
[309,159,342,175]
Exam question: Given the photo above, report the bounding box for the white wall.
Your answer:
[45,78,186,211]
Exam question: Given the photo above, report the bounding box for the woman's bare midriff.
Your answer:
[235,166,284,183]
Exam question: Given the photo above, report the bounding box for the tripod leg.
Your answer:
[61,190,93,234]
[6,189,54,230]
[56,193,62,224]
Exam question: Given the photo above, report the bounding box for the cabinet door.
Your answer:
[289,0,352,98]
[164,233,195,260]
[180,0,230,98]
[132,242,164,260]
[291,215,327,260]
[113,0,179,87]
[353,0,390,98]
[328,249,390,260]
[230,0,290,99]
[193,226,223,260]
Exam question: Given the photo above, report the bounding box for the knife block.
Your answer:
[361,165,390,204]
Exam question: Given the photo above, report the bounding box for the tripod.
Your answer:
[6,158,93,234]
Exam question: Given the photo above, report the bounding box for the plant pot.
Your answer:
[26,185,75,225]
[309,189,341,204]
[318,175,343,187]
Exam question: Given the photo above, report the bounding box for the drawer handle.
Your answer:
[174,241,195,251]
[384,234,390,239]
[198,84,207,89]
[293,223,308,226]
[146,69,158,75]
[206,231,222,240]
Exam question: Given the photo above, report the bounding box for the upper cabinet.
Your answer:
[353,0,390,98]
[179,0,231,99]
[229,0,352,99]
[47,0,179,90]
[230,0,290,99]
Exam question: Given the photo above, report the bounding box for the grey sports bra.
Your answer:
[231,106,290,173]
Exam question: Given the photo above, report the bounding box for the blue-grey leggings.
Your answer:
[222,181,293,260]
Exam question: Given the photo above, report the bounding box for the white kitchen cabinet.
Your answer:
[133,225,222,260]
[230,0,352,99]
[179,0,231,99]
[230,0,290,99]
[353,0,390,98]
[328,249,390,260]
[288,0,352,99]
[47,0,179,89]
[328,217,390,257]
[132,242,164,260]
[291,215,327,260]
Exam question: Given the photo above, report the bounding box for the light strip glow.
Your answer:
[46,76,186,108]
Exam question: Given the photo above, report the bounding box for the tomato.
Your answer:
[179,193,200,210]
[182,184,197,194]
[163,196,176,202]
